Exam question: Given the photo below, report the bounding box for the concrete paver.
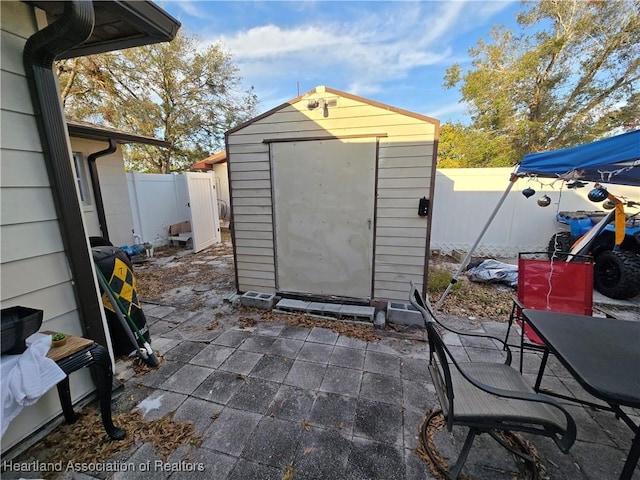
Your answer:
[353,398,403,446]
[266,337,304,358]
[192,371,246,404]
[363,350,402,376]
[306,326,339,345]
[283,359,327,390]
[13,302,637,480]
[201,407,262,456]
[240,417,302,468]
[296,341,334,363]
[248,354,293,383]
[294,427,352,479]
[226,377,281,414]
[212,329,251,348]
[188,344,235,368]
[268,385,316,421]
[319,365,362,397]
[159,364,215,395]
[219,350,263,375]
[173,397,223,434]
[329,345,365,370]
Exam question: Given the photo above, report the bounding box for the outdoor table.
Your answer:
[44,332,125,440]
[521,309,640,480]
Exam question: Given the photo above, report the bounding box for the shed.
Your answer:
[226,86,439,302]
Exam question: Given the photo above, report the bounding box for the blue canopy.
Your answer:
[515,130,640,186]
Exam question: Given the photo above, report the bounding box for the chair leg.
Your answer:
[534,349,550,392]
[504,302,518,350]
[449,428,477,480]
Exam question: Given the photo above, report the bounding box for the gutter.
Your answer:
[87,139,117,241]
[23,1,109,347]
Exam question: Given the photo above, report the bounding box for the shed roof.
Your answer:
[226,85,440,136]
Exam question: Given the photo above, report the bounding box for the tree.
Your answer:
[444,0,640,164]
[57,32,258,172]
[437,123,514,168]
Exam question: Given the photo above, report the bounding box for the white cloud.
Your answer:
[162,1,214,20]
[429,101,471,120]
[221,24,345,58]
[200,1,514,106]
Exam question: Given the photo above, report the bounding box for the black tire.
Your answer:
[89,236,113,248]
[594,250,640,300]
[547,232,575,260]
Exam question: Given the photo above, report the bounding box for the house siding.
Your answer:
[0,1,93,451]
[227,87,437,301]
[70,138,136,246]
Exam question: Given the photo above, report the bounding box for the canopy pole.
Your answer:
[434,174,519,311]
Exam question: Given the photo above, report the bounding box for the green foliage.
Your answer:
[57,32,258,173]
[438,123,514,168]
[444,0,640,162]
[427,268,462,294]
[52,333,66,341]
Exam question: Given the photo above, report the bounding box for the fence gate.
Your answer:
[185,172,221,252]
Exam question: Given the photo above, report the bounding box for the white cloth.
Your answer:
[1,333,66,437]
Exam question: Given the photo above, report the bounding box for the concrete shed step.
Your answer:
[275,299,375,323]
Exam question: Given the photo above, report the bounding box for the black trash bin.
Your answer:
[91,246,151,356]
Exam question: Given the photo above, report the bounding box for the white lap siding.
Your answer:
[227,87,438,301]
[0,1,93,451]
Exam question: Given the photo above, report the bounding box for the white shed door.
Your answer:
[272,139,376,298]
[186,172,221,253]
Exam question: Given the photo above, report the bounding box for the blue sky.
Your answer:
[160,1,521,124]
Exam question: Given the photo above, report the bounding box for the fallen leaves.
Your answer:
[282,462,296,480]
[238,316,258,328]
[430,277,514,321]
[131,352,164,377]
[260,312,380,343]
[134,242,234,310]
[23,409,202,479]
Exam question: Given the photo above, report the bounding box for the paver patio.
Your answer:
[4,301,639,479]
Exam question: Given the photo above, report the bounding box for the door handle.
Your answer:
[367,219,372,230]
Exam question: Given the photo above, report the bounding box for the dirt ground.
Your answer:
[133,234,515,322]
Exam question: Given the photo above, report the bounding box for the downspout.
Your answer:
[87,139,117,241]
[23,1,109,347]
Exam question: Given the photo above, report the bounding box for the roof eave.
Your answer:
[67,122,171,147]
[26,0,181,59]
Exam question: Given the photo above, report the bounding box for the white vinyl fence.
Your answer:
[126,171,220,251]
[430,168,640,258]
[124,168,639,259]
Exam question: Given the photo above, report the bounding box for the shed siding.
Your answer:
[0,2,93,451]
[228,87,436,300]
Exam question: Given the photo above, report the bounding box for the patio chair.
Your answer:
[503,252,594,372]
[408,282,576,480]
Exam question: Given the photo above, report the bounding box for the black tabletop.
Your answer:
[522,309,640,409]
